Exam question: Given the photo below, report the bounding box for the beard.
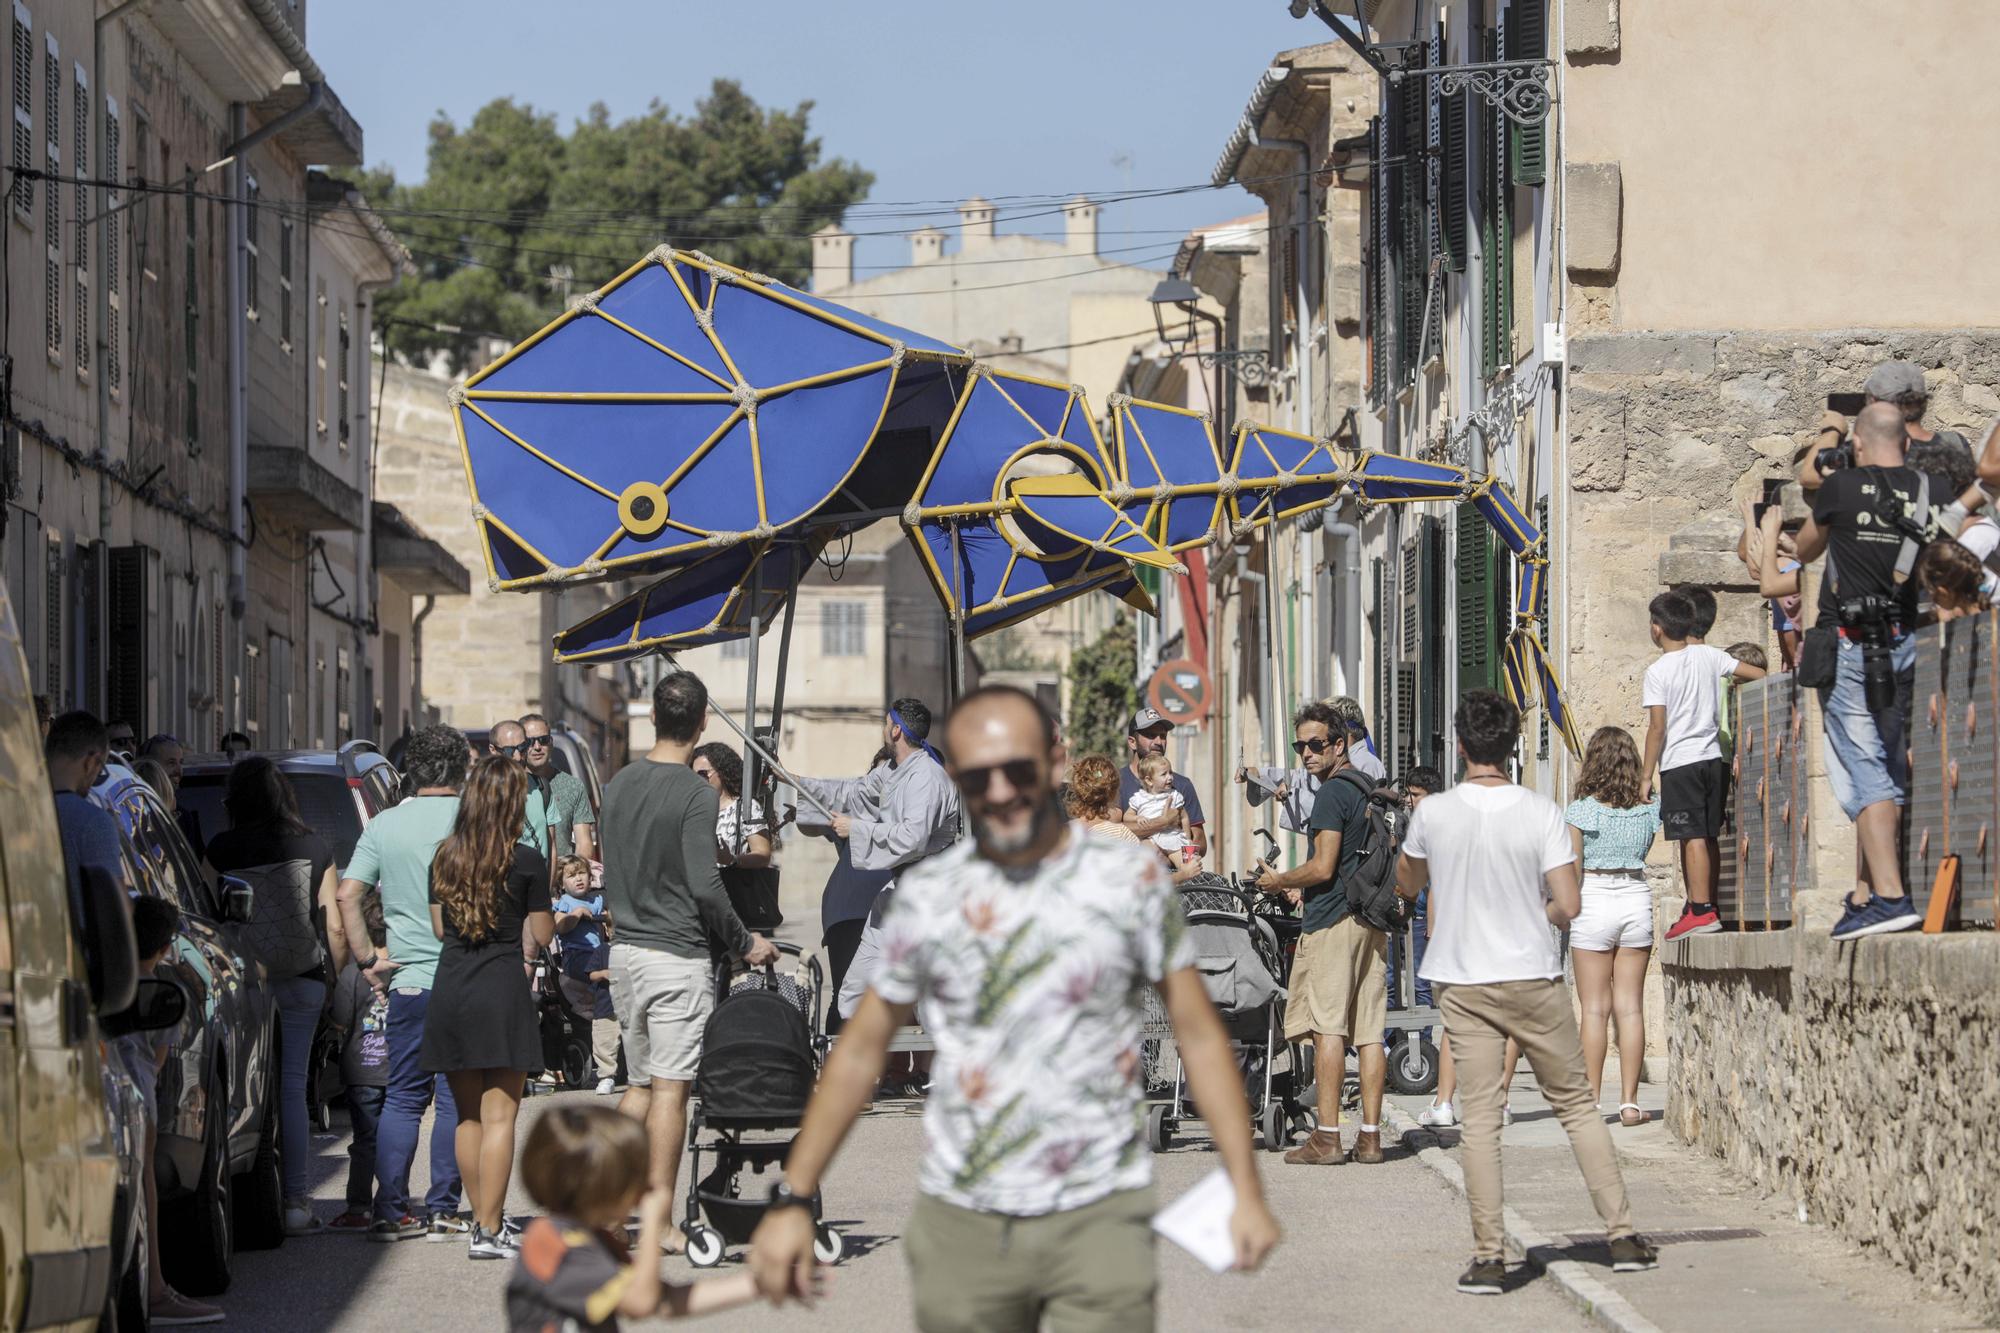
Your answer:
[970,788,1066,857]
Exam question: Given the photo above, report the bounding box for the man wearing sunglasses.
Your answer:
[489,718,558,863]
[1117,707,1208,863]
[752,686,1280,1325]
[520,712,596,862]
[1247,701,1389,1167]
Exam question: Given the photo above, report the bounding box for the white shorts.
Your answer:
[609,944,714,1083]
[1570,873,1654,952]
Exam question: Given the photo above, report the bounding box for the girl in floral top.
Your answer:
[1563,727,1662,1127]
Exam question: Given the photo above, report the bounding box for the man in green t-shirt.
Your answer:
[1246,700,1388,1167]
[522,712,596,861]
[335,723,469,1241]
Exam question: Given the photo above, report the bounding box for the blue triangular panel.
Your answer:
[754,367,892,520]
[478,400,738,500]
[595,263,733,383]
[711,282,888,388]
[461,410,619,567]
[476,314,724,395]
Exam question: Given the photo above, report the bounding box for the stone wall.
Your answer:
[1663,895,2000,1319]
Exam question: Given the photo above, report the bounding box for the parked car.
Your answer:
[176,741,402,868]
[94,762,280,1296]
[0,578,180,1331]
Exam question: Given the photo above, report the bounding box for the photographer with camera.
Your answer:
[1794,403,1986,940]
[1797,361,1972,494]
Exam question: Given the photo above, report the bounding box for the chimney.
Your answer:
[910,225,946,265]
[958,196,995,251]
[811,223,854,292]
[1064,195,1100,257]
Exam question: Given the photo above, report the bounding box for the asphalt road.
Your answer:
[216,1087,1593,1331]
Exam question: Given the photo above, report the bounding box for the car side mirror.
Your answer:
[219,875,255,924]
[78,865,139,1014]
[100,977,187,1038]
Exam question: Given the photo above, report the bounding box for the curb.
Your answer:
[1383,1104,1664,1333]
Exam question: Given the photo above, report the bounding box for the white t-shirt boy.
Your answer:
[1642,643,1746,770]
[1405,781,1575,986]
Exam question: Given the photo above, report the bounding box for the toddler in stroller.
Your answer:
[680,940,845,1269]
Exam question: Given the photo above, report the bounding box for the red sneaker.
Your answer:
[1664,904,1722,941]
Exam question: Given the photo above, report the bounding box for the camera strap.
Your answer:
[1893,472,1931,585]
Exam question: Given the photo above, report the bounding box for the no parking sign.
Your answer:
[1146,658,1212,728]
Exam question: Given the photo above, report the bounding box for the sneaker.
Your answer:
[1610,1235,1660,1272]
[595,1076,617,1095]
[1503,1104,1514,1128]
[1829,893,1921,942]
[1283,1129,1347,1165]
[1352,1129,1385,1164]
[427,1212,473,1242]
[329,1209,372,1232]
[468,1224,519,1260]
[368,1213,425,1243]
[1664,903,1723,941]
[283,1197,322,1236]
[1418,1101,1458,1128]
[151,1290,225,1325]
[1457,1257,1506,1295]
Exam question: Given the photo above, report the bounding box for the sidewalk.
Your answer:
[1386,1066,1985,1333]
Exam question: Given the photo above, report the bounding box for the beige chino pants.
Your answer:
[1438,978,1635,1260]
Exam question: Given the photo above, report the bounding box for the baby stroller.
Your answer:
[1144,876,1313,1154]
[531,947,598,1090]
[682,941,844,1268]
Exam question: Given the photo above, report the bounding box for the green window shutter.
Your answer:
[1456,502,1501,693]
[1372,555,1390,742]
[1393,44,1428,381]
[1366,116,1387,406]
[1478,23,1513,379]
[1507,1,1548,186]
[1440,39,1468,273]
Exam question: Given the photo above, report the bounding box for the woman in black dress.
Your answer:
[420,756,553,1259]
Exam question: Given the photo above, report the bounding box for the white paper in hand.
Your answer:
[1150,1167,1238,1273]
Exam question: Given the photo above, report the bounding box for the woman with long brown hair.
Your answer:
[419,756,554,1259]
[1563,726,1662,1127]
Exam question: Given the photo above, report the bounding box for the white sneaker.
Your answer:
[283,1198,322,1236]
[1503,1104,1514,1127]
[1418,1101,1458,1128]
[595,1077,617,1095]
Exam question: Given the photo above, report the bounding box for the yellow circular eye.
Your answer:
[618,482,670,538]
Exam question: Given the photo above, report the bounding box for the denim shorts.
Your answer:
[1820,634,1915,820]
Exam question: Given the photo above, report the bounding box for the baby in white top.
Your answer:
[1126,755,1190,859]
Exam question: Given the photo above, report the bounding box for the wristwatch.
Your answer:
[767,1181,815,1214]
[357,953,379,973]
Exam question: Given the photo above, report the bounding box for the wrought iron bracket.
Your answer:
[1196,347,1270,388]
[1393,59,1556,127]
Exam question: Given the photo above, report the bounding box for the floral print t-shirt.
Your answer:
[872,822,1193,1216]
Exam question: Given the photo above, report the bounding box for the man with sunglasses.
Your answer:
[520,712,595,862]
[751,686,1280,1327]
[792,697,959,1023]
[1247,701,1389,1166]
[490,719,558,866]
[1118,706,1208,862]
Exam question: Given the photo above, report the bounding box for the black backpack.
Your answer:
[1328,768,1408,934]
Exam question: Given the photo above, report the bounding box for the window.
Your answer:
[820,600,866,657]
[243,172,258,320]
[313,278,327,432]
[337,305,351,448]
[70,60,84,377]
[183,184,198,450]
[11,3,29,220]
[277,218,292,353]
[43,532,62,710]
[1456,501,1502,694]
[104,95,119,393]
[1507,0,1547,187]
[42,31,57,359]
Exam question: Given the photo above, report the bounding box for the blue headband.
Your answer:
[891,709,943,767]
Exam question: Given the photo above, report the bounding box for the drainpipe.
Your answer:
[353,278,391,734]
[411,593,435,728]
[1323,519,1362,698]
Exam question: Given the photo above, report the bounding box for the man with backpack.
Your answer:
[1248,701,1395,1166]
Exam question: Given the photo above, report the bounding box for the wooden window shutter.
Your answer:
[1372,555,1390,743]
[1456,502,1501,693]
[1366,116,1386,406]
[1478,23,1513,379]
[1393,44,1428,381]
[1507,0,1547,186]
[1441,76,1468,272]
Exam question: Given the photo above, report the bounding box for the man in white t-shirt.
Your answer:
[1396,690,1656,1297]
[1640,589,1764,941]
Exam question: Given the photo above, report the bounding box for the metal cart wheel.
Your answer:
[1145,1104,1175,1154]
[1260,1101,1289,1152]
[685,1225,725,1268]
[814,1225,846,1265]
[1387,1036,1440,1096]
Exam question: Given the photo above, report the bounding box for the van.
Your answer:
[0,580,181,1328]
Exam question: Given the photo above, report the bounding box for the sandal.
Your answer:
[1618,1103,1648,1127]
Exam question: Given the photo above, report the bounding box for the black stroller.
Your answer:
[1143,876,1314,1153]
[682,940,843,1268]
[531,947,600,1090]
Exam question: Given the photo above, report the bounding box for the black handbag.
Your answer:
[1796,623,1839,688]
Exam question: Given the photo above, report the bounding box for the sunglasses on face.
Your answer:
[524,734,552,748]
[692,766,716,781]
[495,744,527,757]
[952,758,1040,798]
[1291,736,1334,756]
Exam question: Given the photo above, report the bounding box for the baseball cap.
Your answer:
[1864,361,1927,400]
[1128,706,1170,733]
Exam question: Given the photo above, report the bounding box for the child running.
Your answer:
[1125,754,1192,864]
[508,1105,764,1329]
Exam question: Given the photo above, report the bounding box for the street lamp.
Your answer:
[1147,275,1204,355]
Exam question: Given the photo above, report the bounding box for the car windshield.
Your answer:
[177,769,367,866]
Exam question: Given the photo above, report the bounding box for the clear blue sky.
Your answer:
[312,0,1326,276]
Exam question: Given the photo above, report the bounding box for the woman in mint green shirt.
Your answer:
[1563,726,1662,1128]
